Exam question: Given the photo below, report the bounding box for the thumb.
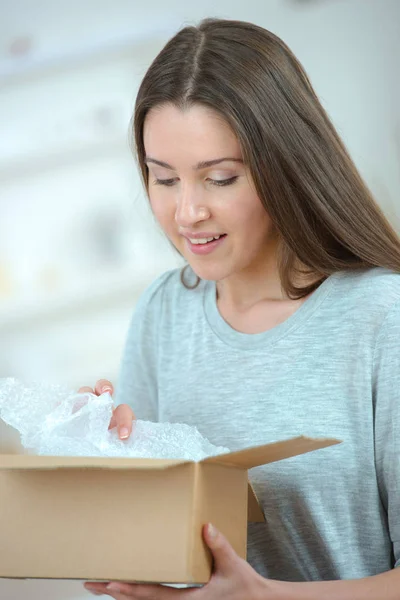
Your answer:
[112,403,136,440]
[203,523,240,575]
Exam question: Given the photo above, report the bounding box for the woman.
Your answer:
[84,18,400,599]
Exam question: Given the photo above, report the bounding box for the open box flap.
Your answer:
[248,482,265,522]
[0,454,191,471]
[202,436,341,470]
[0,436,341,472]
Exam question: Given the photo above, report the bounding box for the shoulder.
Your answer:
[333,268,400,315]
[135,266,206,317]
[325,268,400,347]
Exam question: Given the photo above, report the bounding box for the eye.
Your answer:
[152,176,238,187]
[209,176,238,187]
[153,178,178,187]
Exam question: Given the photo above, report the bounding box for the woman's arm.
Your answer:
[114,272,170,421]
[280,567,400,599]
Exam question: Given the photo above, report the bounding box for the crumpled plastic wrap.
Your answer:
[0,378,229,460]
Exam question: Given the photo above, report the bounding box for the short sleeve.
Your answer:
[373,299,400,567]
[114,271,170,421]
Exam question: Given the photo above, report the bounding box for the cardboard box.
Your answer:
[0,436,339,584]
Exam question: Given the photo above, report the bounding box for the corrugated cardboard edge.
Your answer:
[0,436,341,474]
[202,436,341,470]
[0,455,191,471]
[187,462,203,584]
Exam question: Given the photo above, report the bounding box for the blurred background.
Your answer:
[0,0,399,598]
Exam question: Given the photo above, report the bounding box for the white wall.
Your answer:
[0,44,183,387]
[0,1,399,598]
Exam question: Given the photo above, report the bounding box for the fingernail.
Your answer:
[107,583,122,592]
[101,386,113,394]
[208,523,218,540]
[119,427,129,439]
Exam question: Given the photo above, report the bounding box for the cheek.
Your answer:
[149,194,177,234]
[232,196,271,235]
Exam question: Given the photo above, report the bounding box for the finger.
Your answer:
[95,379,114,396]
[106,581,198,598]
[113,404,136,440]
[78,386,95,394]
[202,523,240,575]
[84,581,109,595]
[84,582,129,598]
[106,582,138,597]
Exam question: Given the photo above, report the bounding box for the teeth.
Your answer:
[189,235,221,245]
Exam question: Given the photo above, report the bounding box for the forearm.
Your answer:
[271,567,400,600]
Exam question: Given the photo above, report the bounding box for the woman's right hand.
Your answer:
[78,379,135,440]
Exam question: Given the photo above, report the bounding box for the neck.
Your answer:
[216,257,286,311]
[215,255,323,311]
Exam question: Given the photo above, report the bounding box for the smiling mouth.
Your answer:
[188,234,227,245]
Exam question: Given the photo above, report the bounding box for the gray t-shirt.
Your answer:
[115,266,400,581]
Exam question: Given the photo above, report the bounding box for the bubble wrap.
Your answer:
[0,378,229,460]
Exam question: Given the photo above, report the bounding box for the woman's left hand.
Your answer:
[84,523,278,599]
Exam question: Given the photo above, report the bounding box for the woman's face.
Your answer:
[143,103,276,282]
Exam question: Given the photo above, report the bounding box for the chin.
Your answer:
[186,259,232,282]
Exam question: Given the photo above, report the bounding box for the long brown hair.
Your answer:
[133,18,400,298]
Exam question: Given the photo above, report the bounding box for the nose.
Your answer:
[174,184,210,228]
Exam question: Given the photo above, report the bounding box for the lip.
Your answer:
[184,234,227,256]
[181,232,225,239]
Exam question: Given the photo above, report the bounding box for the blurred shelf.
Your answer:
[0,25,178,87]
[0,138,131,183]
[0,266,167,332]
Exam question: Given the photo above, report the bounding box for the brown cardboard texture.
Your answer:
[0,435,340,584]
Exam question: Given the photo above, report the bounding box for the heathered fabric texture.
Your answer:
[115,267,400,581]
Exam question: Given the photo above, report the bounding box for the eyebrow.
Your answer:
[144,157,244,170]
